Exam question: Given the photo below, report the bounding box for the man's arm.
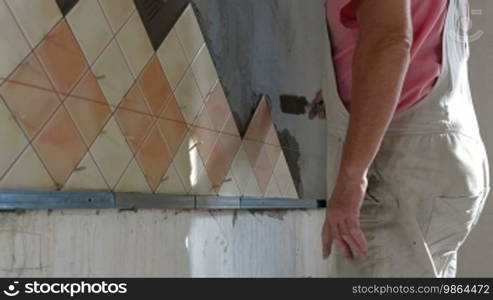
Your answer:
[322,0,413,261]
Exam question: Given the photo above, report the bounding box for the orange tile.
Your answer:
[158,119,188,156]
[222,114,240,136]
[242,139,263,168]
[33,106,87,186]
[35,20,88,97]
[64,96,111,147]
[244,98,272,143]
[160,95,185,123]
[206,82,230,131]
[120,84,151,115]
[70,70,109,104]
[206,133,241,191]
[115,107,154,154]
[266,124,281,146]
[190,126,219,165]
[193,104,214,129]
[0,53,60,140]
[253,145,275,195]
[136,126,172,191]
[138,56,172,116]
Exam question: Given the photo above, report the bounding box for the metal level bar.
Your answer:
[0,190,325,211]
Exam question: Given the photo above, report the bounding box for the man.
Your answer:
[318,0,490,277]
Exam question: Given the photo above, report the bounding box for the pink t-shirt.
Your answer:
[326,0,449,113]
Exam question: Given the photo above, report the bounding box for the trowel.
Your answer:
[280,95,325,120]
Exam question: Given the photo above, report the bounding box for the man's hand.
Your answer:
[322,174,368,262]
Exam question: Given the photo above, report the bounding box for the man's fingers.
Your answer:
[333,221,354,261]
[321,222,333,259]
[346,218,368,259]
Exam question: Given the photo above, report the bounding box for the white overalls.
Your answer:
[322,0,490,277]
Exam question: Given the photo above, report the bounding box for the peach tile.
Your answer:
[0,1,31,85]
[70,70,110,104]
[67,0,113,64]
[266,124,281,146]
[92,39,134,108]
[253,145,275,195]
[35,20,88,97]
[244,97,272,143]
[191,45,218,98]
[64,152,109,191]
[273,152,298,199]
[222,114,240,136]
[157,119,188,156]
[174,69,203,124]
[264,144,282,169]
[229,146,256,195]
[190,126,219,165]
[0,53,60,139]
[218,171,241,197]
[64,94,111,147]
[116,11,154,77]
[264,175,283,198]
[136,126,172,191]
[156,162,188,195]
[157,28,189,90]
[115,107,154,154]
[90,117,134,189]
[33,106,87,186]
[242,140,263,169]
[193,103,214,129]
[175,5,205,64]
[98,0,135,33]
[115,159,151,193]
[0,146,55,190]
[138,56,172,115]
[206,82,231,131]
[206,134,241,192]
[0,97,29,179]
[5,0,62,47]
[120,84,151,114]
[160,95,186,123]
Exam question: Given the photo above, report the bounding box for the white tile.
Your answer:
[5,0,62,47]
[172,133,200,193]
[64,152,109,191]
[191,45,218,98]
[218,171,241,197]
[98,0,135,33]
[243,176,262,198]
[157,28,189,90]
[66,0,113,64]
[0,98,29,178]
[116,11,154,77]
[156,162,187,195]
[0,146,55,190]
[264,174,283,198]
[190,159,215,195]
[175,5,205,64]
[115,159,151,193]
[90,117,134,189]
[174,69,203,124]
[230,146,256,195]
[92,39,134,108]
[273,152,299,199]
[0,1,31,85]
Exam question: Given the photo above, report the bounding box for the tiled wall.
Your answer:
[0,0,298,199]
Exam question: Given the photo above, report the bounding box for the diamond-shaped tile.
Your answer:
[66,0,113,64]
[273,151,298,199]
[190,158,215,196]
[222,114,240,136]
[117,11,154,77]
[266,124,281,146]
[218,171,241,197]
[0,146,55,190]
[264,144,282,170]
[175,5,205,64]
[174,69,204,124]
[172,133,199,193]
[157,28,188,90]
[206,133,241,192]
[206,81,231,131]
[264,174,282,198]
[243,176,262,197]
[120,83,151,114]
[35,20,88,97]
[136,125,172,191]
[64,152,109,191]
[157,119,188,157]
[156,162,187,195]
[160,95,186,123]
[242,139,263,169]
[245,97,273,143]
[193,103,214,129]
[191,45,218,98]
[98,0,135,33]
[229,145,256,196]
[6,0,62,47]
[33,106,87,186]
[115,106,154,154]
[0,53,61,140]
[64,72,112,146]
[253,145,275,196]
[115,158,151,193]
[90,117,134,189]
[138,56,172,116]
[0,97,29,178]
[0,1,31,85]
[190,126,219,166]
[92,39,134,108]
